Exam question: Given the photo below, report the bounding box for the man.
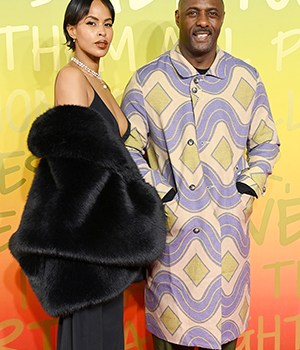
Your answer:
[121,0,280,349]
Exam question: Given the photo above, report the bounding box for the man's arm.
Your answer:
[237,75,280,197]
[121,74,175,201]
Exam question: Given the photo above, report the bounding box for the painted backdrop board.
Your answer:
[0,1,299,349]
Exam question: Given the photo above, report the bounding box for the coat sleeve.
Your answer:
[236,75,280,197]
[121,73,175,200]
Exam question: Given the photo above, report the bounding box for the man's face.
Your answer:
[175,0,225,66]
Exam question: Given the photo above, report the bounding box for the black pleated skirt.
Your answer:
[56,293,124,350]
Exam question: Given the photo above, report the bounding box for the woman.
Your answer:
[55,0,128,135]
[9,1,166,349]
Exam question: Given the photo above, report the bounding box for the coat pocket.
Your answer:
[164,193,180,234]
[238,192,255,222]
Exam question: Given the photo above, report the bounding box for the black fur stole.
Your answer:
[9,105,166,317]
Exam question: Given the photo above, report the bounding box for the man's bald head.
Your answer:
[177,0,224,10]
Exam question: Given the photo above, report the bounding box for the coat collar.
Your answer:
[170,42,225,80]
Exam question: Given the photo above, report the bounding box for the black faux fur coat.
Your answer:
[9,105,166,317]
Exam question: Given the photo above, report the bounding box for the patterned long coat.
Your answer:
[121,43,280,349]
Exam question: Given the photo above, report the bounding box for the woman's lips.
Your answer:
[95,40,108,49]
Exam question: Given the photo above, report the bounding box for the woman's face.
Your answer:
[67,0,113,61]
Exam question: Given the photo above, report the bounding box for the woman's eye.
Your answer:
[86,21,96,26]
[105,23,113,27]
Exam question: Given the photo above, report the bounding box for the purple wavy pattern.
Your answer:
[200,164,241,209]
[219,213,250,257]
[197,99,249,148]
[146,272,222,322]
[249,144,280,162]
[253,81,272,111]
[160,217,221,266]
[180,326,220,348]
[146,306,242,348]
[161,103,195,152]
[122,88,168,151]
[146,314,167,340]
[222,263,250,317]
[138,54,190,93]
[170,182,212,211]
[199,53,259,94]
[145,263,250,322]
[222,320,241,344]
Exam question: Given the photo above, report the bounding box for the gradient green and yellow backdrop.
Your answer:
[1,1,299,349]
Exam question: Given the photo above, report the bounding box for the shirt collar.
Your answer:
[170,42,225,80]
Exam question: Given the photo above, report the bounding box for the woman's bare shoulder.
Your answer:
[54,65,90,106]
[55,65,87,88]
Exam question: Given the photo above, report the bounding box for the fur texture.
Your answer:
[9,105,166,317]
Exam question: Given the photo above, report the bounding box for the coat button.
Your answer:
[192,87,198,93]
[187,139,194,146]
[194,77,199,84]
[193,228,200,234]
[189,184,196,191]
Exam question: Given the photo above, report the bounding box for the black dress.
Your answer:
[56,90,130,350]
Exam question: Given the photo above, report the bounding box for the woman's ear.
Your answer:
[67,24,76,41]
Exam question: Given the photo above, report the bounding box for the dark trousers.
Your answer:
[153,335,237,350]
[57,294,124,350]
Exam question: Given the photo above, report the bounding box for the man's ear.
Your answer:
[222,11,226,25]
[175,10,180,27]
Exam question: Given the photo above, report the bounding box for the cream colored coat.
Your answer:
[122,44,279,349]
